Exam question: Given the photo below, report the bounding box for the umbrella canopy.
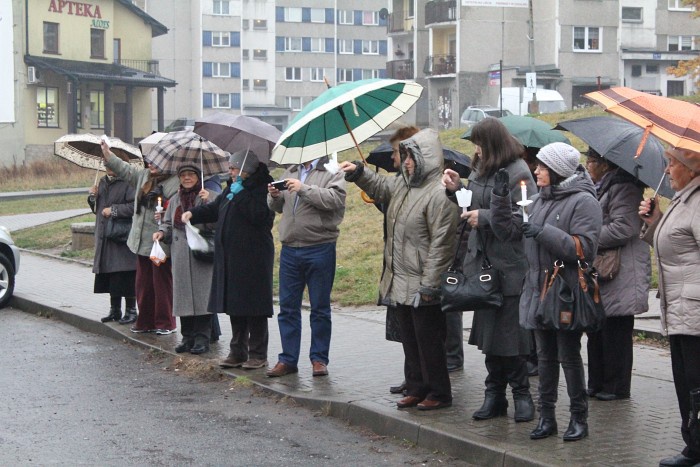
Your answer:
[193,113,282,163]
[138,132,167,158]
[461,115,570,148]
[584,87,700,153]
[555,116,674,199]
[145,130,228,176]
[54,133,143,171]
[367,142,472,178]
[272,79,423,165]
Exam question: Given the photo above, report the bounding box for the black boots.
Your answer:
[119,307,137,325]
[513,395,535,422]
[472,394,508,420]
[530,417,558,440]
[101,307,121,323]
[175,338,193,354]
[190,334,210,355]
[563,416,588,441]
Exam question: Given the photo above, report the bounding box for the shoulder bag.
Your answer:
[104,217,132,244]
[592,247,621,282]
[536,235,605,332]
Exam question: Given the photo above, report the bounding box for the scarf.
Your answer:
[174,185,199,230]
[226,176,245,200]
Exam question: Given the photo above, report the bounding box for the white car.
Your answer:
[0,225,20,309]
[460,106,512,129]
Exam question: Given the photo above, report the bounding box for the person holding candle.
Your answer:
[490,141,602,441]
[442,117,537,423]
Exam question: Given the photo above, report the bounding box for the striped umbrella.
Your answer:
[145,130,228,177]
[271,79,423,166]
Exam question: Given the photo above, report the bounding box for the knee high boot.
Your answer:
[507,355,535,422]
[473,354,508,420]
[119,297,137,325]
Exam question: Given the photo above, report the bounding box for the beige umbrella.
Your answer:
[54,133,143,171]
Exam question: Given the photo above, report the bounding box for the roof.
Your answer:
[116,0,168,37]
[24,55,177,88]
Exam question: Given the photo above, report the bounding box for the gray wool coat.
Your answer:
[595,169,650,318]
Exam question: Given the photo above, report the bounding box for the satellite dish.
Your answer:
[379,8,389,20]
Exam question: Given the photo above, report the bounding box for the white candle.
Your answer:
[520,180,527,203]
[157,197,162,210]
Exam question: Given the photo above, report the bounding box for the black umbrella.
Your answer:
[367,142,472,178]
[555,116,674,199]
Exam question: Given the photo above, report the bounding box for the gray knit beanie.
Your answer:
[536,142,581,178]
[229,149,259,174]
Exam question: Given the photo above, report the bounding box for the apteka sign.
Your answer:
[48,1,103,18]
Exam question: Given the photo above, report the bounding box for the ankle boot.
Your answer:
[101,307,121,323]
[175,338,194,354]
[513,395,535,422]
[119,307,137,325]
[472,394,508,420]
[530,417,558,440]
[562,416,588,441]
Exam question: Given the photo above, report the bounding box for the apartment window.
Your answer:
[212,32,231,47]
[363,11,379,25]
[285,67,302,81]
[339,39,353,54]
[310,37,325,52]
[213,0,229,15]
[214,93,231,108]
[631,65,642,77]
[253,49,267,60]
[285,7,302,22]
[90,29,105,58]
[37,87,59,128]
[253,19,267,29]
[242,79,249,90]
[646,64,659,73]
[213,62,231,77]
[362,40,379,55]
[90,91,105,129]
[669,35,695,51]
[338,10,353,25]
[253,79,267,90]
[310,8,325,23]
[362,69,380,79]
[338,68,353,83]
[285,37,302,51]
[286,96,302,111]
[43,22,59,54]
[621,7,643,22]
[242,19,249,30]
[668,0,693,10]
[573,26,601,52]
[242,49,249,60]
[310,67,325,82]
[408,1,415,17]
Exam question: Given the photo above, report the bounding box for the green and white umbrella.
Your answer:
[271,79,423,165]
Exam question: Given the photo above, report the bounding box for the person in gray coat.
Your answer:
[442,117,537,423]
[491,142,602,442]
[584,149,650,401]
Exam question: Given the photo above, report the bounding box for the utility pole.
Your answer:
[528,0,538,113]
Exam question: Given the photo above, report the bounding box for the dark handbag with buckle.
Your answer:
[104,217,132,244]
[592,247,621,282]
[191,229,215,262]
[536,235,605,332]
[440,227,503,313]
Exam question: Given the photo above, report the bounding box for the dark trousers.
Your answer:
[134,255,175,331]
[180,315,212,346]
[445,311,464,370]
[535,329,587,419]
[396,303,451,403]
[484,354,530,398]
[230,316,269,361]
[669,334,700,460]
[587,315,634,396]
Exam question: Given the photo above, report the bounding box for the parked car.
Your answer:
[460,105,512,129]
[498,88,567,116]
[0,226,20,309]
[164,117,195,133]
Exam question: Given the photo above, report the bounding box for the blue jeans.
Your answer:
[277,243,336,367]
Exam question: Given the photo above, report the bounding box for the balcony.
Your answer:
[388,11,413,34]
[113,59,160,75]
[387,59,414,80]
[425,0,456,26]
[423,54,456,76]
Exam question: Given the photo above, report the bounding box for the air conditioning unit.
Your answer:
[27,66,37,84]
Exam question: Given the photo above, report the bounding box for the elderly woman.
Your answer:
[341,129,459,411]
[153,165,216,354]
[585,149,650,401]
[639,148,700,467]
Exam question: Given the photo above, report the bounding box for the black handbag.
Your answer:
[104,217,131,244]
[440,227,503,313]
[191,229,215,263]
[536,235,605,332]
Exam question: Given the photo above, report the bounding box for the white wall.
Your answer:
[0,1,15,123]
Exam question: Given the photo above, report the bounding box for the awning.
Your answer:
[24,55,177,88]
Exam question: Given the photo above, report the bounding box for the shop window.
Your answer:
[90,91,105,129]
[37,87,59,128]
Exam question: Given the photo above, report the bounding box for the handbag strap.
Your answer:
[572,235,601,302]
[448,221,470,271]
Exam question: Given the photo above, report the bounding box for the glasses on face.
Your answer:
[586,159,600,166]
[535,163,549,171]
[179,171,197,178]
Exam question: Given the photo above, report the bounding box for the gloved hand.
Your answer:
[522,222,544,238]
[492,168,510,197]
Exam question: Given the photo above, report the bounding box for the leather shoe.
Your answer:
[417,399,452,411]
[659,454,700,466]
[397,396,424,409]
[595,392,630,401]
[586,388,600,397]
[189,343,209,355]
[312,361,328,377]
[472,394,508,420]
[175,341,192,353]
[389,381,407,394]
[219,355,246,368]
[562,417,588,441]
[266,362,298,377]
[530,418,558,440]
[513,396,535,422]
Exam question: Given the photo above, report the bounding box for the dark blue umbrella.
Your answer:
[367,142,472,178]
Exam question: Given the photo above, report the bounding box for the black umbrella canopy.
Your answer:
[367,142,472,178]
[555,116,674,199]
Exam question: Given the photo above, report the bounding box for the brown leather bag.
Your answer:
[592,248,621,282]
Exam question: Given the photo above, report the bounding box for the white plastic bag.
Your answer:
[185,222,211,252]
[324,152,340,174]
[149,239,167,266]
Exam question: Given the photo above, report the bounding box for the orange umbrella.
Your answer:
[584,87,700,154]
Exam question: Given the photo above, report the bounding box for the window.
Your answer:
[310,67,325,82]
[669,35,695,51]
[113,39,121,62]
[43,22,59,54]
[285,67,301,81]
[37,87,59,128]
[253,79,267,90]
[310,37,325,52]
[631,65,642,77]
[214,93,231,108]
[338,68,353,83]
[408,1,415,17]
[621,7,643,22]
[310,8,325,23]
[646,64,659,73]
[284,7,302,22]
[285,37,302,52]
[242,19,249,30]
[339,39,353,54]
[573,26,601,52]
[242,49,249,60]
[362,69,380,80]
[253,19,267,29]
[90,91,105,129]
[242,79,249,90]
[213,0,229,15]
[362,40,379,55]
[338,10,353,25]
[253,49,267,60]
[90,28,105,58]
[668,0,693,10]
[213,62,231,77]
[212,32,231,47]
[286,96,302,111]
[363,11,379,25]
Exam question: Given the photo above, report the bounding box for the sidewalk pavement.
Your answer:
[6,210,682,466]
[0,209,92,232]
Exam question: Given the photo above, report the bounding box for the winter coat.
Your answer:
[346,128,459,307]
[88,176,137,274]
[267,157,346,248]
[492,167,602,330]
[104,153,180,257]
[641,175,700,337]
[595,169,650,317]
[189,164,275,318]
[159,190,216,317]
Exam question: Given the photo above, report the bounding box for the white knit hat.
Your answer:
[536,142,581,178]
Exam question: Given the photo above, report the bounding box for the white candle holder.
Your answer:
[517,199,533,223]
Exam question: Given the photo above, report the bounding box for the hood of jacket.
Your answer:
[539,166,596,201]
[399,128,444,188]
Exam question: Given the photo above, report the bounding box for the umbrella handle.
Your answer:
[360,191,375,204]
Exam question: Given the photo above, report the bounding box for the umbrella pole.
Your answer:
[93,168,101,186]
[200,140,204,191]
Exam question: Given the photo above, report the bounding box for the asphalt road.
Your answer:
[0,308,469,466]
